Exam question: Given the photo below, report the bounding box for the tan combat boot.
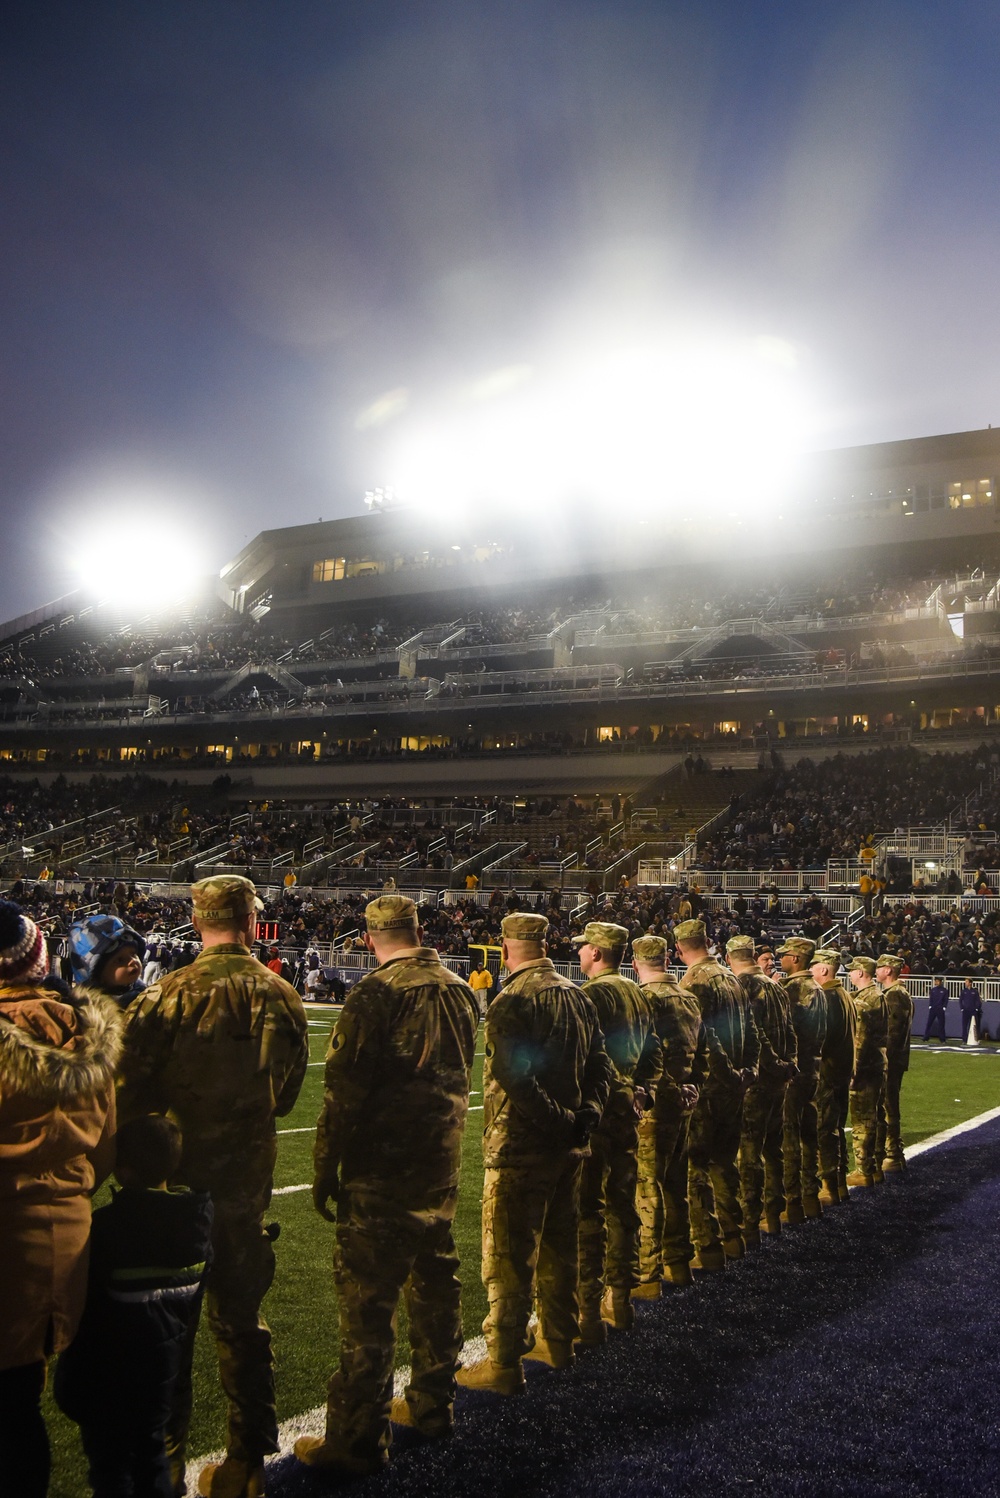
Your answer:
[600,1287,636,1330]
[760,1214,781,1236]
[389,1396,454,1438]
[723,1233,746,1260]
[455,1357,525,1394]
[817,1179,840,1208]
[743,1225,762,1251]
[524,1332,576,1369]
[575,1317,608,1347]
[691,1245,726,1273]
[838,1169,850,1202]
[882,1158,905,1174]
[630,1280,662,1300]
[846,1169,874,1188]
[780,1202,806,1226]
[802,1196,823,1220]
[663,1260,693,1287]
[197,1458,267,1497]
[293,1437,386,1477]
[873,1166,885,1184]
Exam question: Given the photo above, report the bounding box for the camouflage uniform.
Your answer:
[118,939,308,1477]
[313,945,478,1462]
[816,970,857,1195]
[778,966,827,1212]
[576,966,656,1325]
[849,980,889,1176]
[481,957,611,1362]
[682,955,757,1260]
[635,974,708,1283]
[734,963,796,1233]
[876,974,913,1168]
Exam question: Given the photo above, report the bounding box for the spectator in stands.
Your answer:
[959,979,983,1041]
[925,977,950,1042]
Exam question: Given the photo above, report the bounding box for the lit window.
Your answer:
[312,558,346,582]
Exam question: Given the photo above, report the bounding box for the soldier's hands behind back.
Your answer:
[312,1175,340,1222]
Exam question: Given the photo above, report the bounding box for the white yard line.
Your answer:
[277,1126,315,1136]
[194,1093,1000,1486]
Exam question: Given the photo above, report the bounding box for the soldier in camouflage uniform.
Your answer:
[846,956,889,1188]
[296,895,478,1474]
[675,919,757,1271]
[457,913,611,1391]
[573,920,658,1335]
[776,937,827,1224]
[874,953,914,1174]
[630,935,707,1295]
[726,935,796,1244]
[118,875,308,1498]
[811,948,857,1206]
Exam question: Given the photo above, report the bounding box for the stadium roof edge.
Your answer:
[0,590,83,645]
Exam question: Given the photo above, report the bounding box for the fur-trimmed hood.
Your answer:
[0,987,121,1104]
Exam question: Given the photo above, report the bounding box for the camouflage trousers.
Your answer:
[688,1086,744,1254]
[783,1071,821,1207]
[739,1081,786,1230]
[817,1064,852,1183]
[481,1157,582,1364]
[167,1194,277,1483]
[579,1116,640,1323]
[636,1089,693,1282]
[326,1186,462,1464]
[850,1068,887,1174]
[875,1059,906,1166]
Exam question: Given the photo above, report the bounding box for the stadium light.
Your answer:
[384,330,813,527]
[69,510,211,609]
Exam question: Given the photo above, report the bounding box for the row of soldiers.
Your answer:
[112,877,912,1493]
[296,901,914,1479]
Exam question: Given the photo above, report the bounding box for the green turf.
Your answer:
[44,1026,998,1496]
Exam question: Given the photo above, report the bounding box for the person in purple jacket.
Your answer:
[924,979,949,1043]
[959,980,983,1042]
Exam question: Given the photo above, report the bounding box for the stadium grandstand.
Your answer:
[7,426,1000,1017]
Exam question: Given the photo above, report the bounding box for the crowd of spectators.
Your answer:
[696,746,1000,870]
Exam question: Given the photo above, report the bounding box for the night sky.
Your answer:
[2,1,999,618]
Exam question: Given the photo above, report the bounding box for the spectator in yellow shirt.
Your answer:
[468,958,493,1006]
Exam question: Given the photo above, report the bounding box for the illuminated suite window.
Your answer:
[948,480,994,509]
[312,557,346,582]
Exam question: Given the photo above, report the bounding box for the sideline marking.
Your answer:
[277,1127,314,1136]
[199,1093,1000,1483]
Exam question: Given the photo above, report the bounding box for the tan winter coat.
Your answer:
[0,987,120,1370]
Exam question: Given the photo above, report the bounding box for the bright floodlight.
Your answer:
[67,503,210,610]
[385,330,814,525]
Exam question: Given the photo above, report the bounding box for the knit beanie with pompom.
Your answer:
[0,901,49,985]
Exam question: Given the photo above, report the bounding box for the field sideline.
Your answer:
[44,1009,1000,1497]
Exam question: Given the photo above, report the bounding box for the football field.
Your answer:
[45,1013,1000,1497]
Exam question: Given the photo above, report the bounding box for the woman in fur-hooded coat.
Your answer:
[0,901,120,1497]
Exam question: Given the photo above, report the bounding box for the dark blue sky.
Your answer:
[2,1,998,616]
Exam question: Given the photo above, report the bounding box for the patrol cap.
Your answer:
[632,935,669,962]
[191,875,264,923]
[501,911,549,941]
[365,894,418,931]
[811,948,841,968]
[849,955,876,976]
[875,952,903,973]
[673,918,707,944]
[777,936,816,960]
[571,920,629,950]
[725,935,756,958]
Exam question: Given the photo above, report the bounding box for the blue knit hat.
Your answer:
[69,914,146,985]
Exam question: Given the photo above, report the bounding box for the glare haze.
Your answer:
[2,1,999,616]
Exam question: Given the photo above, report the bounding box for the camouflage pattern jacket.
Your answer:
[580,970,659,1123]
[778,969,827,1078]
[315,948,478,1203]
[639,978,709,1101]
[484,958,612,1168]
[819,980,857,1080]
[681,957,758,1090]
[736,967,796,1086]
[118,943,308,1202]
[851,983,889,1080]
[881,981,914,1071]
